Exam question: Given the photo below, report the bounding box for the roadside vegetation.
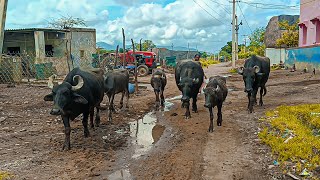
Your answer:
[200,58,219,68]
[259,104,320,178]
[0,171,13,180]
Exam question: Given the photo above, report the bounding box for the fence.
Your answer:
[0,52,117,85]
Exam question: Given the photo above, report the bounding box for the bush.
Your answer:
[259,104,320,176]
[199,58,219,68]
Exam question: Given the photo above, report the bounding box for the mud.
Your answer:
[1,64,319,179]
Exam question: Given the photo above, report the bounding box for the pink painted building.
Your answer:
[299,0,320,47]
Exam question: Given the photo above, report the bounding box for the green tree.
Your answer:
[135,40,156,51]
[220,41,232,54]
[276,20,299,47]
[247,27,266,56]
[48,15,86,29]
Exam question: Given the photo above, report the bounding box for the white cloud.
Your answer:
[5,0,300,52]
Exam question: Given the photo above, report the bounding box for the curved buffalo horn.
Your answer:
[71,75,84,91]
[47,74,57,89]
[253,65,260,73]
[238,67,244,74]
[180,77,182,81]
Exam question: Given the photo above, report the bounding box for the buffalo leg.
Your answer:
[160,90,165,107]
[89,107,94,128]
[95,107,100,127]
[155,91,160,108]
[82,111,90,138]
[247,92,253,113]
[119,91,125,109]
[192,95,198,113]
[109,94,115,112]
[208,107,214,132]
[185,105,191,119]
[259,87,264,106]
[125,88,130,109]
[217,102,222,126]
[62,116,71,150]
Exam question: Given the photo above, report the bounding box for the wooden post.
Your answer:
[131,39,139,94]
[114,45,119,69]
[122,28,126,66]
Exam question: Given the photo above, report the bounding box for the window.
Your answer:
[80,50,85,58]
[45,45,54,57]
[302,25,307,45]
[7,47,20,55]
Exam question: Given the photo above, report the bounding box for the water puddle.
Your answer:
[107,168,132,180]
[128,96,179,159]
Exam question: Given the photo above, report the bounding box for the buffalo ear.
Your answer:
[73,93,88,104]
[44,93,53,101]
[238,67,244,75]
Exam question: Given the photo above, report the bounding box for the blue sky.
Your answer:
[5,0,300,52]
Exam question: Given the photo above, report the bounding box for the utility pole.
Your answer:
[231,0,236,68]
[171,43,174,56]
[0,0,8,55]
[235,15,242,61]
[187,43,190,59]
[242,35,248,53]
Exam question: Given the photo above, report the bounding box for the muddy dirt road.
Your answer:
[1,63,320,179]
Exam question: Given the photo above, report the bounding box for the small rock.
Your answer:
[268,165,275,169]
[0,117,6,123]
[170,113,178,116]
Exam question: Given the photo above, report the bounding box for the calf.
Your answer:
[175,60,204,118]
[238,55,270,113]
[44,68,105,150]
[150,69,167,108]
[104,69,130,121]
[203,76,228,132]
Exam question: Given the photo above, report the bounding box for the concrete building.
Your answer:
[2,28,96,75]
[299,0,320,47]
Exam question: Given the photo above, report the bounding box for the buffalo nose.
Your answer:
[245,88,253,93]
[181,97,189,101]
[50,108,61,115]
[204,104,211,108]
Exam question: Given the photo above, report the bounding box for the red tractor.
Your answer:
[119,50,158,76]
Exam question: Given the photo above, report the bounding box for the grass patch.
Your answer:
[200,58,219,68]
[259,104,320,177]
[228,68,238,74]
[0,171,13,180]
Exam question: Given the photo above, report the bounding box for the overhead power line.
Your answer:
[199,0,231,20]
[237,1,252,34]
[192,0,227,25]
[240,1,299,10]
[207,0,232,14]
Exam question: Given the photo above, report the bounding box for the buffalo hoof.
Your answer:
[84,130,90,138]
[259,101,263,106]
[217,122,222,126]
[62,143,71,151]
[208,127,214,133]
[185,114,191,119]
[95,117,100,127]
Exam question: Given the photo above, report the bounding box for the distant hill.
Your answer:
[157,45,198,51]
[96,42,115,50]
[96,42,198,52]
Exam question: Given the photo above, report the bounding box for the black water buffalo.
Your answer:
[44,68,105,150]
[151,69,167,108]
[203,76,228,132]
[175,60,204,118]
[238,55,270,113]
[104,69,130,121]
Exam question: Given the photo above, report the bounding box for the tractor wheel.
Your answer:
[137,65,149,77]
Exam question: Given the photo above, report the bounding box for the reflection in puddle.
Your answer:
[129,112,165,159]
[107,169,132,180]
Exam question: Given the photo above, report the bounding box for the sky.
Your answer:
[5,0,300,53]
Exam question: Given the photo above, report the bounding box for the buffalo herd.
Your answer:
[44,55,270,150]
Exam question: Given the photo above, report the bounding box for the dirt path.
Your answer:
[1,63,320,179]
